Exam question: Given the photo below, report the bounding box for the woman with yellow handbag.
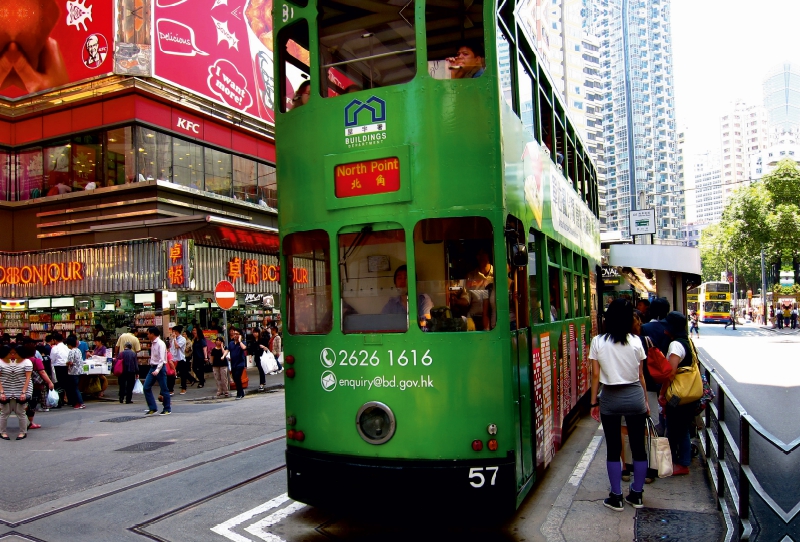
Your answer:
[658,312,703,476]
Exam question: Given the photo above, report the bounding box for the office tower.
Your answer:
[763,62,800,138]
[692,152,724,224]
[719,101,769,201]
[592,0,682,240]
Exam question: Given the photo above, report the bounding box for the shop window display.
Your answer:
[0,150,10,200]
[16,148,44,200]
[71,133,104,190]
[172,137,205,189]
[233,156,258,202]
[137,128,172,182]
[258,163,277,207]
[106,127,135,186]
[44,142,72,196]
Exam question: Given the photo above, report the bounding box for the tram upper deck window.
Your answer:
[318,1,416,97]
[284,230,332,335]
[339,227,409,334]
[426,1,485,80]
[414,217,494,332]
[278,20,311,112]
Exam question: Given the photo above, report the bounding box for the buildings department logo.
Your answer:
[343,95,387,149]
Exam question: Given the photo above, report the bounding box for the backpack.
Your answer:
[644,336,672,384]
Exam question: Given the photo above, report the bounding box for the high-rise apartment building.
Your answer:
[763,63,800,136]
[719,101,769,202]
[692,152,724,224]
[593,0,682,240]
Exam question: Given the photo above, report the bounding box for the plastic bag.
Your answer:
[261,351,279,374]
[46,389,59,408]
[132,379,144,394]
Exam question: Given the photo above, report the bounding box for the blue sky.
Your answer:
[671,0,800,156]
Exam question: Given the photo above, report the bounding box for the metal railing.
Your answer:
[699,358,800,541]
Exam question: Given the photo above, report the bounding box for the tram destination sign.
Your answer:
[335,157,400,198]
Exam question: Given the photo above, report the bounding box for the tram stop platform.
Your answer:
[523,415,726,542]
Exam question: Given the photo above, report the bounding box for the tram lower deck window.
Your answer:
[339,227,408,334]
[414,217,495,332]
[284,230,332,335]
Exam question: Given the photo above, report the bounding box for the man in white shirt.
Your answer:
[49,333,71,407]
[143,327,171,416]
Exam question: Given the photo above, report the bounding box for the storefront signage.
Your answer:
[335,158,400,198]
[601,267,621,286]
[168,243,186,286]
[228,257,279,285]
[172,110,204,137]
[0,262,84,286]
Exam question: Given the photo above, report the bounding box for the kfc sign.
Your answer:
[171,110,204,137]
[177,117,200,134]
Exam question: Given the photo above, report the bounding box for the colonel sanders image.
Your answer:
[82,34,107,69]
[0,0,69,94]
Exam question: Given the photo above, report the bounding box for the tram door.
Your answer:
[508,219,534,486]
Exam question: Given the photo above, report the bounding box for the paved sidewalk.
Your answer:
[84,366,284,404]
[540,425,726,542]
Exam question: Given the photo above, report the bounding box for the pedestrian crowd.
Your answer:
[0,322,284,439]
[591,297,706,511]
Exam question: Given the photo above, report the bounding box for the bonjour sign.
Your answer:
[0,262,85,286]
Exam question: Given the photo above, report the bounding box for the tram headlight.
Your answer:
[487,424,497,435]
[356,402,396,445]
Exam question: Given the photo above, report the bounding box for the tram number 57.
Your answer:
[468,467,498,488]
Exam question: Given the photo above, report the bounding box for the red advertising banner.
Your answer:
[153,0,275,123]
[334,157,400,198]
[0,0,114,99]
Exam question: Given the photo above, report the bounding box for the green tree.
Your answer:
[700,159,800,291]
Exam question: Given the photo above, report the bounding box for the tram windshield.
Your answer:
[284,230,333,335]
[413,217,495,332]
[339,227,409,333]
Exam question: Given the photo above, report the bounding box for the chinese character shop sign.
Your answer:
[335,158,400,198]
[168,243,185,286]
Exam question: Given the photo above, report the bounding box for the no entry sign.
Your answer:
[214,280,236,310]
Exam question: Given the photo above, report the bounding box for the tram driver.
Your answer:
[382,265,434,327]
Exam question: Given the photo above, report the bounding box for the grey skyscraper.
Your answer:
[593,0,682,239]
[763,63,800,136]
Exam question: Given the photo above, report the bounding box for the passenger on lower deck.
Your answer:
[450,249,494,330]
[382,265,434,324]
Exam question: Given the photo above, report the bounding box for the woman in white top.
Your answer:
[0,344,33,440]
[589,299,650,511]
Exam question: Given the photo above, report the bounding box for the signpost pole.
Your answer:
[223,311,228,346]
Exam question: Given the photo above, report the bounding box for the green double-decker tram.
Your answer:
[274,0,601,514]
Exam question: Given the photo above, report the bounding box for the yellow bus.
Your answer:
[687,288,699,313]
[698,282,731,323]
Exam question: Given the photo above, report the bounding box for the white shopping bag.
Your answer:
[132,379,144,394]
[46,389,60,407]
[647,418,673,478]
[261,351,279,374]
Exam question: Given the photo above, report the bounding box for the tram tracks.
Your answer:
[0,435,287,529]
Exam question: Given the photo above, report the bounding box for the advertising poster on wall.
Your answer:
[153,0,275,123]
[579,323,589,396]
[568,323,577,414]
[540,332,554,468]
[0,0,114,99]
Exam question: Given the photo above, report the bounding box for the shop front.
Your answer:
[0,235,282,359]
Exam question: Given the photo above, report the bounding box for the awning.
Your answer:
[90,215,279,254]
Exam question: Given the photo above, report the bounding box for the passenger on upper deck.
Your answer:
[446,40,485,79]
[382,265,434,325]
[291,80,311,109]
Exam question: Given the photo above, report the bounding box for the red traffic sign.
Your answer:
[214,280,236,310]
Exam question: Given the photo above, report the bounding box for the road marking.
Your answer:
[567,435,603,486]
[211,493,290,542]
[245,501,307,541]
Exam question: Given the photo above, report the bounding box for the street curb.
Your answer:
[187,383,285,402]
[540,433,604,542]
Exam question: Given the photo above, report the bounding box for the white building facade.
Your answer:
[719,101,770,202]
